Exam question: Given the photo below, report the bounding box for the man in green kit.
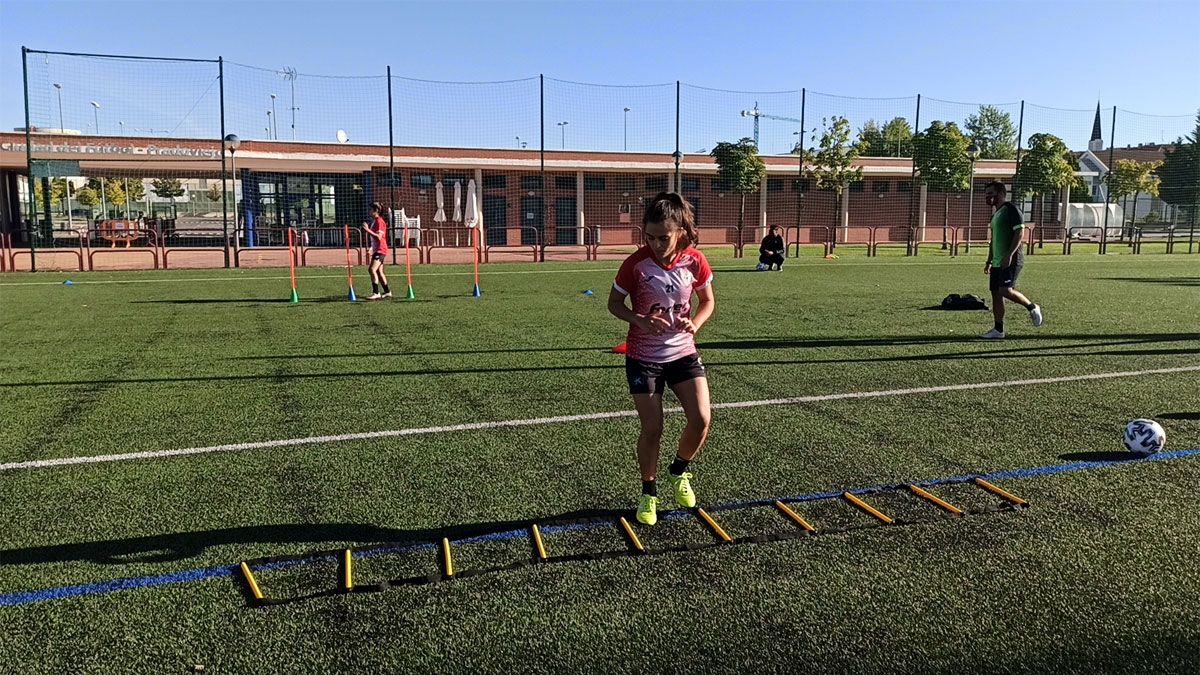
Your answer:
[981,181,1043,339]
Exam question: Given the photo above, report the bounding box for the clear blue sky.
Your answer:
[2,0,1197,154]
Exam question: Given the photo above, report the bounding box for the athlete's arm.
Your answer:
[608,288,668,335]
[678,284,715,335]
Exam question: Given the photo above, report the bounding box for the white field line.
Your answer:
[3,364,1197,473]
[1,255,1191,287]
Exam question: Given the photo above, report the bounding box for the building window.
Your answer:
[483,174,506,190]
[584,174,606,191]
[849,180,865,192]
[443,173,468,186]
[897,180,912,192]
[616,175,635,191]
[411,174,434,188]
[681,176,700,192]
[793,178,811,193]
[521,175,543,191]
[767,177,784,192]
[710,178,731,192]
[872,180,890,193]
[646,175,668,192]
[554,176,575,190]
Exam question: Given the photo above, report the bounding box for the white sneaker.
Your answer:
[382,291,393,298]
[1029,304,1043,327]
[366,292,382,300]
[980,328,1005,339]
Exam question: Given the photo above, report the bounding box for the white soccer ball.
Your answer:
[755,262,767,271]
[1123,419,1166,455]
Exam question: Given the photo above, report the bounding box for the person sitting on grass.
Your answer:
[758,224,785,271]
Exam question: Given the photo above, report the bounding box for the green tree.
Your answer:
[33,177,67,213]
[710,137,767,244]
[206,183,224,204]
[124,178,146,204]
[1158,111,1200,229]
[964,104,1018,159]
[75,185,100,217]
[1013,133,1077,225]
[881,117,914,157]
[85,178,116,218]
[856,119,886,157]
[912,121,973,248]
[152,178,186,218]
[1105,159,1162,237]
[104,179,126,216]
[1068,175,1093,203]
[802,116,865,246]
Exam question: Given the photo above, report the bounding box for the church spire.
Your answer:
[1088,102,1104,152]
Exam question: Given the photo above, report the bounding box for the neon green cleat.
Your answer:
[669,472,696,508]
[636,494,659,525]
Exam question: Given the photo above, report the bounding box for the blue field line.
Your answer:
[3,447,1197,608]
[0,564,237,607]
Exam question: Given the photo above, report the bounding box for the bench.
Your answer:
[96,220,147,248]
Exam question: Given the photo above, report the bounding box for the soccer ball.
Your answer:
[755,262,767,271]
[1123,419,1166,455]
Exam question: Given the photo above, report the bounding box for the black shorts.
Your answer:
[626,353,707,395]
[989,261,1023,291]
[371,252,387,263]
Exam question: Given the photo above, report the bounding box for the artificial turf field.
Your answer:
[1,250,1198,673]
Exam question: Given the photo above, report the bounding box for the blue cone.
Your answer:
[63,280,74,285]
[583,289,594,295]
[472,284,481,298]
[348,287,358,302]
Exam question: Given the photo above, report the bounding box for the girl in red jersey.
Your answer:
[362,202,391,299]
[607,192,715,525]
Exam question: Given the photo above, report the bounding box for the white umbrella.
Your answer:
[464,179,478,231]
[452,180,463,247]
[434,181,446,223]
[465,178,481,294]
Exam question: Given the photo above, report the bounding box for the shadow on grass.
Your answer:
[1101,276,1200,288]
[3,333,1195,388]
[1058,451,1138,462]
[233,345,617,359]
[1158,412,1200,421]
[0,508,630,567]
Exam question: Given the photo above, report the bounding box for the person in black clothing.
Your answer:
[758,225,785,270]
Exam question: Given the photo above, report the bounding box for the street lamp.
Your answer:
[266,110,272,139]
[623,107,631,151]
[90,101,100,135]
[269,94,278,139]
[279,67,298,140]
[515,135,521,149]
[119,121,125,136]
[965,142,981,254]
[557,121,569,149]
[52,83,64,132]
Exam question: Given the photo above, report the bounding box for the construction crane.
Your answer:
[740,102,803,150]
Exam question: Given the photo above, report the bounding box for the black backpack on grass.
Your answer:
[940,293,988,310]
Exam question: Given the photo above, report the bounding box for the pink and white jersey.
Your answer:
[613,246,713,363]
